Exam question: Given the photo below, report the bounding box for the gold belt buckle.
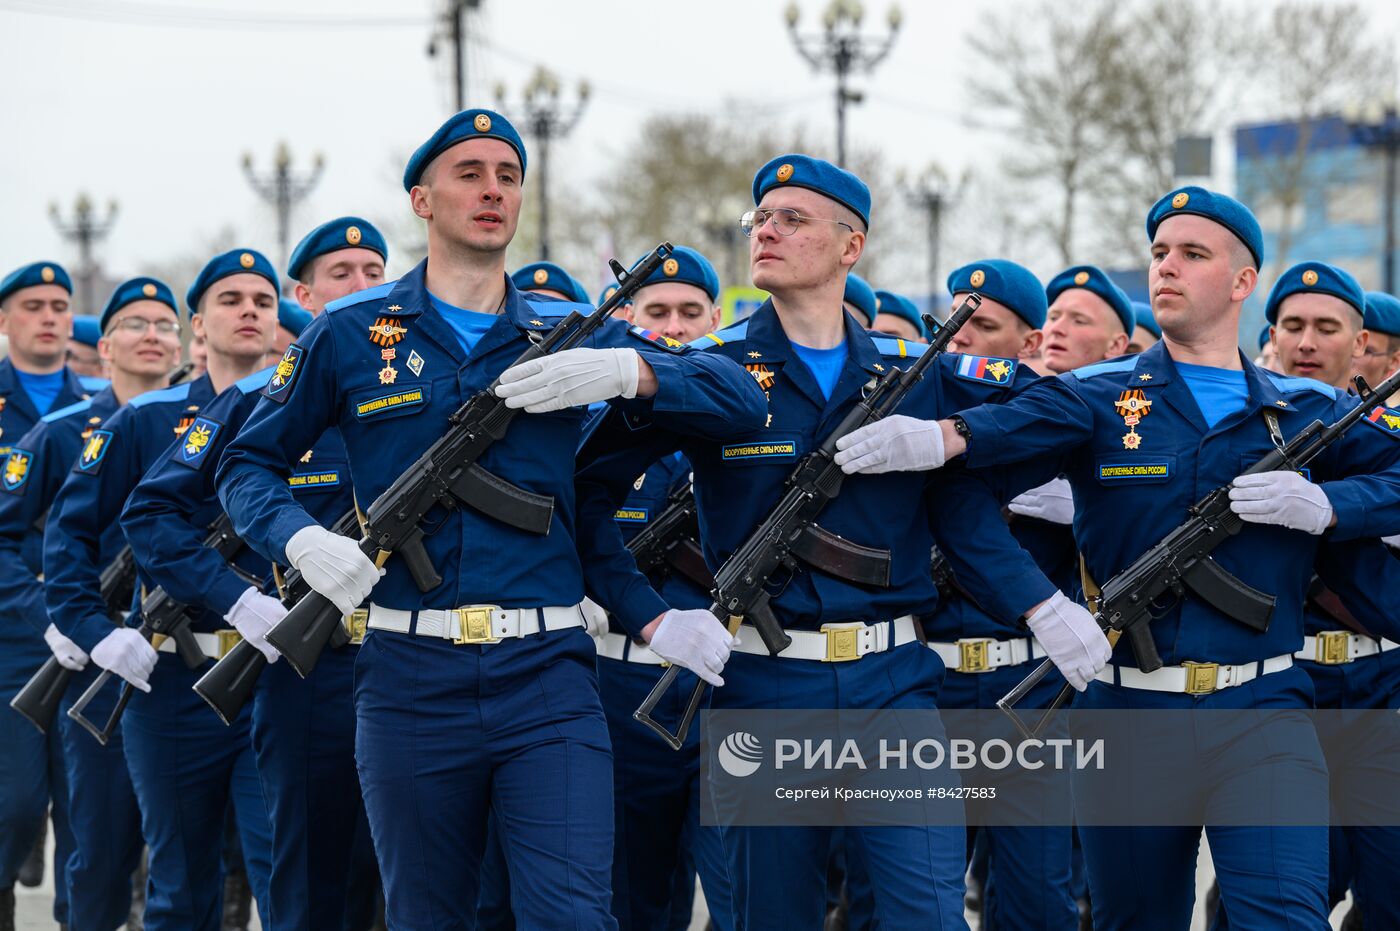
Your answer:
[344,609,368,645]
[216,629,243,659]
[453,605,500,645]
[821,624,862,662]
[1315,630,1350,665]
[957,638,993,673]
[1182,661,1219,695]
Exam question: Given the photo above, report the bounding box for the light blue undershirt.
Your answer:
[791,340,849,400]
[15,369,65,416]
[428,292,499,355]
[1176,361,1249,428]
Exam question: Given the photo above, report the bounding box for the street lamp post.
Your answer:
[901,165,952,307]
[785,0,902,167]
[1345,99,1400,293]
[241,142,325,276]
[49,193,118,314]
[497,67,589,262]
[426,0,483,111]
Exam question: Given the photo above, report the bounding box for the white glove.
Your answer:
[1229,471,1334,535]
[833,415,946,474]
[1024,591,1112,692]
[285,525,383,617]
[224,587,284,663]
[647,608,736,687]
[44,623,88,672]
[495,347,641,413]
[580,597,609,642]
[1008,478,1075,525]
[1384,533,1400,548]
[90,628,158,693]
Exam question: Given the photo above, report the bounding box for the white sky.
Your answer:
[4,0,1400,296]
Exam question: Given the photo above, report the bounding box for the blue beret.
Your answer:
[843,273,878,325]
[1364,291,1400,337]
[634,245,720,302]
[277,299,314,337]
[0,262,72,305]
[71,316,101,348]
[597,283,629,306]
[1258,322,1273,352]
[1046,265,1135,337]
[1131,301,1161,339]
[287,216,388,281]
[753,154,871,228]
[511,262,589,305]
[1264,261,1365,324]
[946,259,1047,329]
[403,108,526,191]
[99,277,179,332]
[185,249,280,315]
[1146,186,1263,269]
[874,289,927,339]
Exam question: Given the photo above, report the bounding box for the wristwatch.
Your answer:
[951,416,972,443]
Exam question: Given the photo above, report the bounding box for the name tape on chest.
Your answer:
[355,388,426,419]
[722,440,798,461]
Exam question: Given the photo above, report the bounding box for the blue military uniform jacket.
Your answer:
[575,301,1058,637]
[955,341,1400,666]
[122,367,355,617]
[0,358,105,460]
[43,374,225,654]
[0,387,122,649]
[216,263,766,617]
[608,451,711,624]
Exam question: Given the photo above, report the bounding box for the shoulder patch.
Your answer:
[689,320,750,349]
[264,345,304,404]
[1365,405,1400,438]
[2,448,34,494]
[628,325,688,353]
[871,335,930,359]
[129,381,192,409]
[175,416,223,469]
[324,281,395,315]
[236,367,275,395]
[42,398,94,424]
[74,429,114,475]
[1069,357,1139,381]
[1262,370,1337,400]
[954,354,1017,385]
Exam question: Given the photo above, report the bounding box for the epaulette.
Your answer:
[953,353,1018,385]
[128,381,192,409]
[41,397,93,424]
[235,366,275,395]
[79,375,110,393]
[1262,370,1337,400]
[1070,357,1138,381]
[871,335,929,359]
[325,281,396,315]
[521,297,584,329]
[688,319,750,350]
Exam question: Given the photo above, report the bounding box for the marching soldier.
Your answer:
[123,217,389,931]
[43,249,283,931]
[870,289,929,343]
[941,258,1046,367]
[843,271,877,327]
[512,260,592,304]
[1039,264,1135,374]
[1358,290,1400,397]
[67,316,106,378]
[577,154,1092,929]
[214,108,767,928]
[838,186,1400,929]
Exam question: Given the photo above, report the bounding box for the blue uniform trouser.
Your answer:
[354,627,616,930]
[1300,648,1400,931]
[707,642,969,931]
[0,644,74,925]
[937,662,1078,931]
[251,643,367,931]
[598,654,731,931]
[59,665,143,931]
[122,655,273,931]
[1073,665,1329,931]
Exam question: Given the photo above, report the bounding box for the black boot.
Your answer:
[17,820,45,888]
[1341,900,1365,931]
[127,848,148,931]
[1,886,16,931]
[222,869,251,931]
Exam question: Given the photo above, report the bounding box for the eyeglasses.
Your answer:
[108,317,180,337]
[740,207,855,238]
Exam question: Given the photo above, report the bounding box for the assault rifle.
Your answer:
[998,366,1400,739]
[10,545,138,733]
[265,244,675,678]
[67,513,256,745]
[625,481,715,593]
[634,295,984,749]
